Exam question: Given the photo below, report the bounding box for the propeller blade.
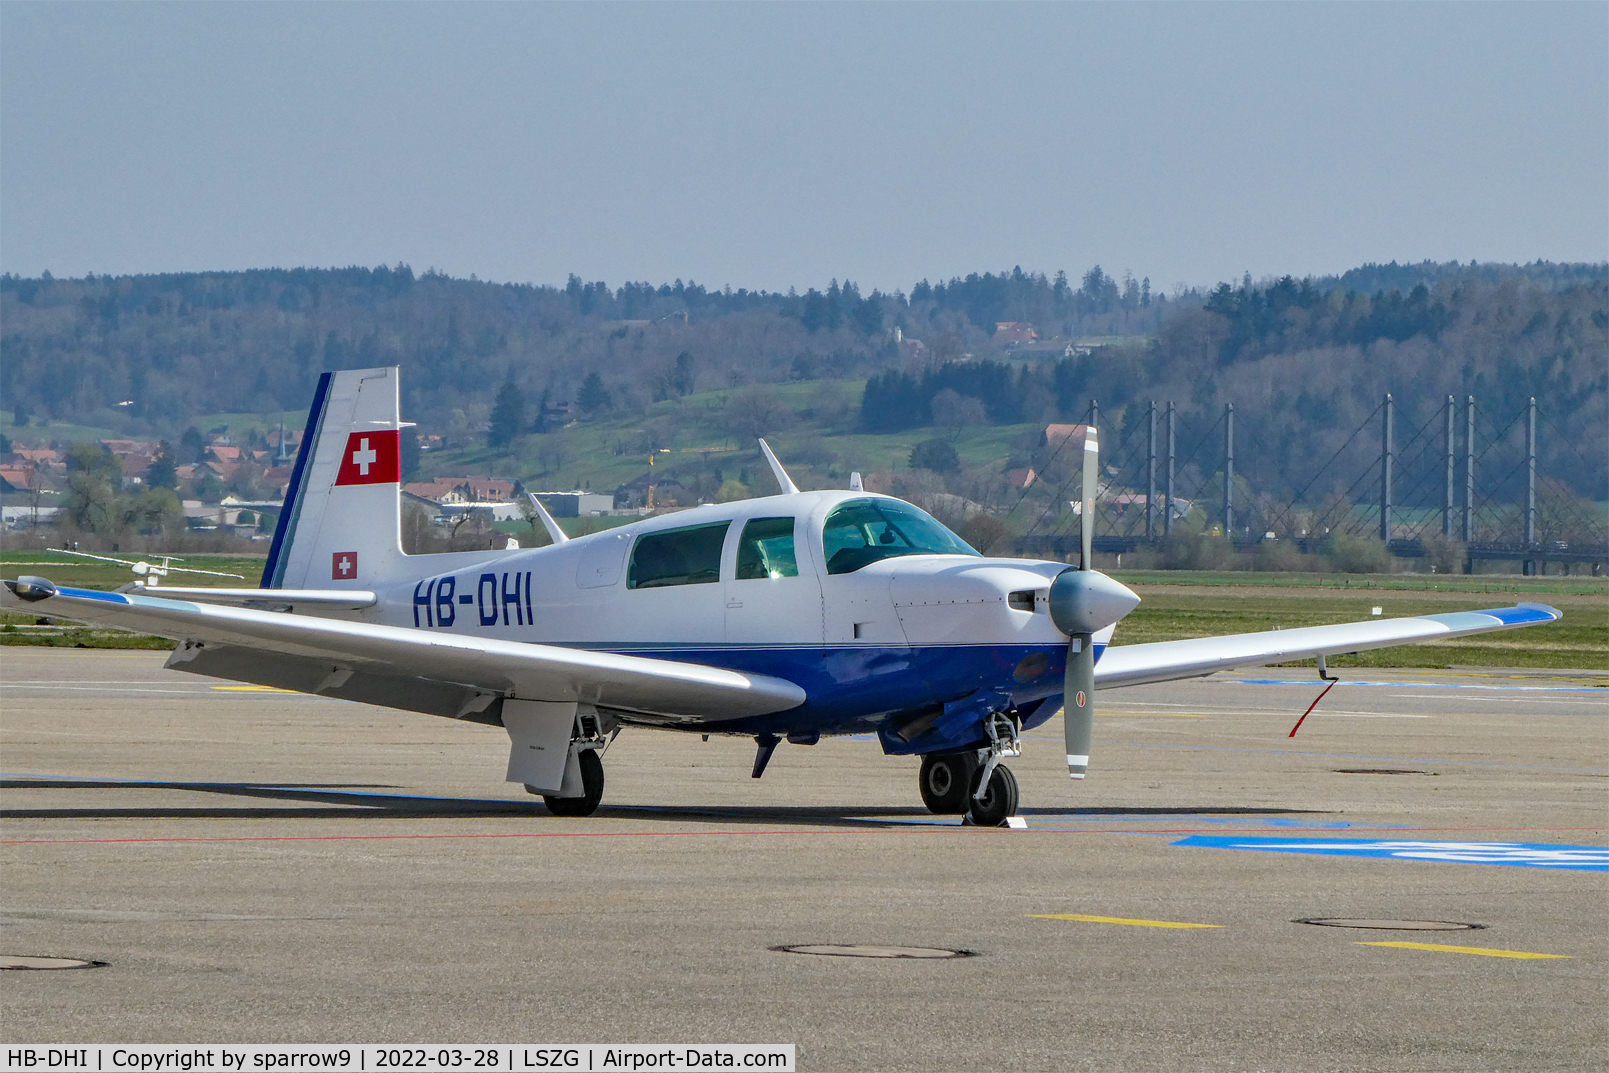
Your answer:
[1065,633,1095,779]
[1080,426,1098,571]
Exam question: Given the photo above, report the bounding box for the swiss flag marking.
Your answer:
[334,430,400,485]
[332,551,358,580]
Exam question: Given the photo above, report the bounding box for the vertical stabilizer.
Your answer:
[261,367,406,590]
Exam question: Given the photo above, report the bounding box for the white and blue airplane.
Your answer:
[1,367,1562,824]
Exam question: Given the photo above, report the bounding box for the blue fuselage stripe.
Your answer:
[585,641,1095,752]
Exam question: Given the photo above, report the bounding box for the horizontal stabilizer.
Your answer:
[121,585,377,610]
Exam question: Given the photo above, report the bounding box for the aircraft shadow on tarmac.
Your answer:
[0,777,1330,828]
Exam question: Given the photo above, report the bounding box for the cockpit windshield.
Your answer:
[822,498,980,575]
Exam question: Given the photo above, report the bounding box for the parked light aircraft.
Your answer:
[1,368,1562,824]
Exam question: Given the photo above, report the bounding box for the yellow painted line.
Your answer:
[1357,941,1570,960]
[210,685,295,693]
[1028,913,1223,929]
[1105,710,1207,718]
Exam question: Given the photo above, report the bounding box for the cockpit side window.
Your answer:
[735,517,799,580]
[822,498,979,574]
[627,522,730,589]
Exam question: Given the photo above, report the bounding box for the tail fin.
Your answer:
[261,367,407,590]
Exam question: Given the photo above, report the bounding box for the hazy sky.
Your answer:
[2,2,1604,294]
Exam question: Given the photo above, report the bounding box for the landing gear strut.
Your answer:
[964,712,1022,827]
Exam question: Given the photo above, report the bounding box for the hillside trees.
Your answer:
[1,261,1602,501]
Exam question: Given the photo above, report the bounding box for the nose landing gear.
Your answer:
[965,762,1020,827]
[918,713,1023,827]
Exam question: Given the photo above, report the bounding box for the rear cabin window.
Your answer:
[627,522,730,589]
[822,498,979,574]
[735,517,799,580]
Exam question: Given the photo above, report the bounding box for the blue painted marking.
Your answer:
[1236,679,1602,693]
[1172,835,1609,870]
[55,586,130,604]
[1026,815,1410,829]
[1482,605,1558,625]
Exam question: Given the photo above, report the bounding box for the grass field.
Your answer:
[1113,576,1604,671]
[1,551,1601,670]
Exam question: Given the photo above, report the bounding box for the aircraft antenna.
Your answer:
[757,439,799,495]
[523,493,570,545]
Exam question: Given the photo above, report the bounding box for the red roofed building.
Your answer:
[403,476,516,504]
[994,322,1039,346]
[0,464,47,494]
[1006,467,1037,489]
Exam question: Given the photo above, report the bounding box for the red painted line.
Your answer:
[3,825,1603,847]
[0,827,950,846]
[1027,826,1609,836]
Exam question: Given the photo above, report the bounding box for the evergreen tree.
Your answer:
[910,438,960,473]
[577,372,612,415]
[488,381,526,448]
[671,351,696,396]
[145,441,178,489]
[180,425,206,461]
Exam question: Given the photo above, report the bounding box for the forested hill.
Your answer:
[1,259,1604,495]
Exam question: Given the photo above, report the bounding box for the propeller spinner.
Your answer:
[1045,426,1139,779]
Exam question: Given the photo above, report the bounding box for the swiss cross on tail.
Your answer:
[332,551,358,580]
[334,430,401,485]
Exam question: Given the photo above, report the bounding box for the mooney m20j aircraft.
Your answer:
[2,368,1562,825]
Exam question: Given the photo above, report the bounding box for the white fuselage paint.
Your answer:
[349,491,1084,655]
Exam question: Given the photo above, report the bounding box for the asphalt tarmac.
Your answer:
[2,648,1605,1072]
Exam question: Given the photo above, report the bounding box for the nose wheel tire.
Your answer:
[965,762,1019,827]
[919,751,979,814]
[540,749,605,817]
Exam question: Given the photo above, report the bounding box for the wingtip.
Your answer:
[1516,601,1563,622]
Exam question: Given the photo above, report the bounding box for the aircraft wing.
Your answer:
[1093,604,1561,689]
[1,581,806,724]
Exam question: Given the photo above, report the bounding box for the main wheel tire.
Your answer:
[965,763,1020,827]
[543,749,604,817]
[918,751,978,814]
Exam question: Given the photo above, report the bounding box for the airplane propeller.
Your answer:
[1046,426,1139,780]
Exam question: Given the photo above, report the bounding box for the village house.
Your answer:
[402,476,516,504]
[11,446,64,473]
[0,464,48,494]
[994,321,1039,347]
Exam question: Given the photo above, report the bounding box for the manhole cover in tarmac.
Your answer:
[1296,919,1486,931]
[774,944,973,959]
[1,955,106,970]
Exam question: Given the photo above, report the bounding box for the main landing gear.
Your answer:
[917,713,1022,827]
[523,708,614,818]
[542,749,604,817]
